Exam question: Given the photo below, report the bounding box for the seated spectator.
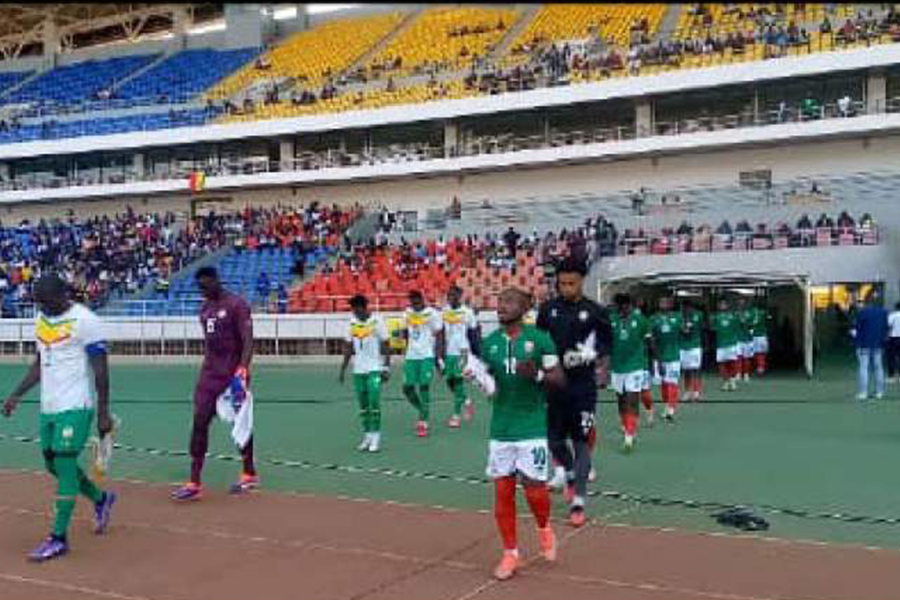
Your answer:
[816,212,834,228]
[837,211,856,228]
[735,220,753,234]
[859,213,875,228]
[715,220,734,235]
[677,220,694,236]
[796,213,814,230]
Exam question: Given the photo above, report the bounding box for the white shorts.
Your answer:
[739,341,755,358]
[753,336,769,354]
[680,348,702,370]
[611,370,644,394]
[659,361,681,384]
[716,345,739,363]
[651,360,662,385]
[487,439,549,482]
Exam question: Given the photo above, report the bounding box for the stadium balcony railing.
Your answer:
[613,225,880,258]
[6,95,892,194]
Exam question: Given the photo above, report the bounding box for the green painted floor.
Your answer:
[1,360,898,549]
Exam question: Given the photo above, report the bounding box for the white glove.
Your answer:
[462,354,496,397]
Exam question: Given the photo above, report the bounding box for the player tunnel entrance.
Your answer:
[597,272,813,377]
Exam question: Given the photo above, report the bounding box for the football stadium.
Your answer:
[0,2,898,598]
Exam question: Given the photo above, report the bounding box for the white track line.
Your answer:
[0,573,171,600]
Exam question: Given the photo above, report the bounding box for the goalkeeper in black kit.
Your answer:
[536,257,612,528]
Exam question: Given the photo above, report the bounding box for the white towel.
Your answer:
[462,354,496,397]
[216,386,254,450]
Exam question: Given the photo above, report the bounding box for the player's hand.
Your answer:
[234,366,250,386]
[97,411,113,437]
[515,359,538,381]
[2,395,20,418]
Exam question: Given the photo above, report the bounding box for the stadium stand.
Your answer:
[288,229,572,313]
[135,204,359,316]
[7,55,158,107]
[115,47,260,104]
[365,6,519,76]
[0,210,226,317]
[207,12,404,103]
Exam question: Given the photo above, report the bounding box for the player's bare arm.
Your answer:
[238,312,254,372]
[339,340,353,384]
[89,351,113,436]
[435,329,446,375]
[381,340,392,382]
[2,353,41,417]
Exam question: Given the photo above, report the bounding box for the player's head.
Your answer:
[614,292,633,317]
[658,294,674,311]
[196,266,223,300]
[33,273,71,317]
[408,290,425,311]
[556,256,587,302]
[349,294,369,320]
[497,287,531,326]
[447,285,462,308]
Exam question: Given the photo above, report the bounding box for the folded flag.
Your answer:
[216,384,254,450]
[89,414,121,482]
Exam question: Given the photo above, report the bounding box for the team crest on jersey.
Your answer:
[489,346,498,355]
[217,309,227,318]
[551,308,558,318]
[35,317,75,347]
[408,312,429,326]
[579,310,588,322]
[61,426,74,439]
[524,341,534,353]
[350,323,374,339]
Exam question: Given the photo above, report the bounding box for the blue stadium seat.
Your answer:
[116,48,259,103]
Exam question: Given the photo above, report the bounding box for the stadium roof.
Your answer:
[0,3,223,58]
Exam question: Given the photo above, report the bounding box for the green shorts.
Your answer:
[404,358,435,387]
[40,409,94,455]
[353,372,383,398]
[444,355,464,380]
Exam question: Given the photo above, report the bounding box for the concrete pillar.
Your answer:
[279,138,295,171]
[42,17,59,69]
[635,99,653,137]
[866,70,886,114]
[444,120,459,158]
[171,5,190,51]
[225,3,265,49]
[133,153,145,178]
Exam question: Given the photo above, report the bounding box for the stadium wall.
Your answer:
[3,133,900,221]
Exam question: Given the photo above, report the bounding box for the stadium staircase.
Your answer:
[487,4,542,61]
[342,8,424,79]
[0,70,40,103]
[656,4,683,41]
[105,51,173,95]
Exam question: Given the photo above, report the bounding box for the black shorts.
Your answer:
[548,385,597,444]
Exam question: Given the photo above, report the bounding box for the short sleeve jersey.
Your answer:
[347,315,388,374]
[404,307,442,360]
[482,325,558,442]
[650,312,683,363]
[442,305,477,356]
[199,293,251,385]
[711,311,741,349]
[35,303,107,414]
[681,310,704,350]
[610,311,651,374]
[536,297,611,387]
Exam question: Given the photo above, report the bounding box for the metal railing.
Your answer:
[3,94,900,193]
